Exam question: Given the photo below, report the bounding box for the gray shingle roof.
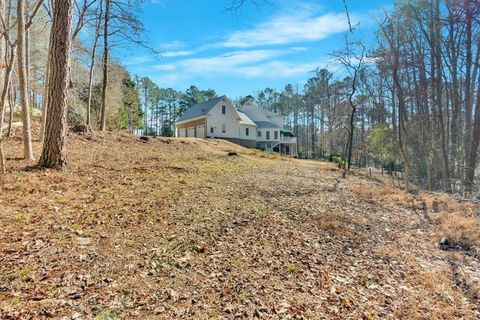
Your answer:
[254,121,278,128]
[177,96,225,122]
[262,109,282,117]
[238,112,256,126]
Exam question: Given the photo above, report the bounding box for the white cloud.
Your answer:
[153,49,285,73]
[144,3,351,88]
[159,40,186,50]
[222,9,351,48]
[154,64,176,71]
[236,60,322,78]
[161,50,197,58]
[150,49,326,88]
[290,46,308,52]
[182,49,285,72]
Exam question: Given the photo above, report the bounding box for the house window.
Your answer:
[222,105,226,114]
[222,124,226,133]
[274,131,278,140]
[266,131,270,140]
[246,128,249,136]
[210,127,214,134]
[257,131,262,137]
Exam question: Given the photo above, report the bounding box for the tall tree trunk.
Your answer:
[346,106,356,170]
[143,83,148,134]
[446,1,461,181]
[17,0,33,160]
[40,0,56,144]
[99,0,109,131]
[0,46,15,173]
[38,0,74,169]
[465,75,480,193]
[464,0,473,190]
[86,0,103,129]
[7,80,15,137]
[39,46,50,144]
[434,0,451,192]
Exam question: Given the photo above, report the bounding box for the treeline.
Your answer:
[235,0,480,194]
[137,80,217,136]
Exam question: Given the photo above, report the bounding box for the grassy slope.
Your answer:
[0,131,479,319]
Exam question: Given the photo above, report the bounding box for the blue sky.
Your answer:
[123,0,393,98]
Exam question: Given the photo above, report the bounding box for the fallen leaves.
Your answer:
[0,132,478,318]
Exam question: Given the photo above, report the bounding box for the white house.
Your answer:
[175,96,297,156]
[238,102,298,156]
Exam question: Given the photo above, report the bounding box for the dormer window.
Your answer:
[222,105,226,114]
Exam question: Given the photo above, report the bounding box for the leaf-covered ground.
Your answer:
[0,131,479,319]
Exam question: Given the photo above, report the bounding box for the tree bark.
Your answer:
[38,0,74,169]
[99,0,109,131]
[86,0,103,129]
[0,46,15,173]
[17,0,33,160]
[7,80,15,137]
[433,0,451,192]
[465,74,480,193]
[464,0,473,190]
[39,45,51,144]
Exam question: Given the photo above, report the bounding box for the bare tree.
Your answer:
[86,0,102,129]
[99,0,109,131]
[332,35,365,174]
[17,0,33,160]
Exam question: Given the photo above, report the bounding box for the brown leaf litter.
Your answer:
[0,130,479,319]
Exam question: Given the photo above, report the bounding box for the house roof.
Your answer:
[262,108,282,117]
[177,96,225,122]
[254,121,278,128]
[238,112,256,126]
[281,130,294,137]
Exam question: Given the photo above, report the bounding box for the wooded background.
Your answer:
[1,0,480,194]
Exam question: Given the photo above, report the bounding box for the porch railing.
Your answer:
[280,136,297,144]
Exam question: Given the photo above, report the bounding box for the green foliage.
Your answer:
[119,76,143,130]
[367,124,398,166]
[286,263,299,273]
[12,213,31,223]
[328,154,348,169]
[238,293,247,303]
[73,64,143,131]
[91,306,119,320]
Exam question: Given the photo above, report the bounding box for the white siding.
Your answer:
[187,126,195,137]
[206,99,242,139]
[178,128,186,137]
[256,127,281,142]
[238,124,257,141]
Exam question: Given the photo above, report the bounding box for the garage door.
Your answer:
[187,127,195,137]
[196,125,205,138]
[178,128,186,137]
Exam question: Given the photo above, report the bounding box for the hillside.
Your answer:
[0,131,479,319]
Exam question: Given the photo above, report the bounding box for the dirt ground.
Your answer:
[0,131,479,319]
